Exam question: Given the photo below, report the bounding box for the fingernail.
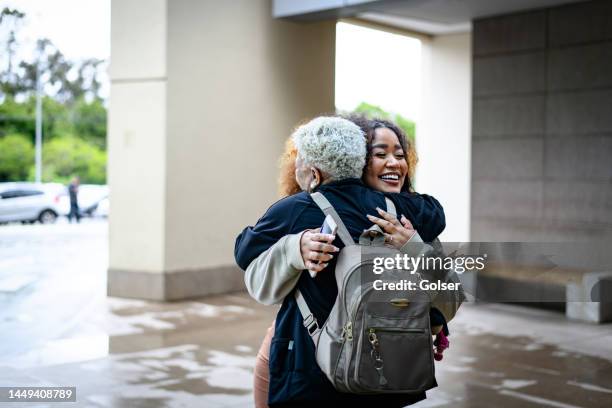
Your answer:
[329,255,333,259]
[366,214,373,218]
[334,246,340,252]
[322,263,328,268]
[376,207,382,211]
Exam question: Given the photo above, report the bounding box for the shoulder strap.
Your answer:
[295,289,321,344]
[298,194,397,345]
[384,197,396,217]
[357,198,396,246]
[310,192,355,247]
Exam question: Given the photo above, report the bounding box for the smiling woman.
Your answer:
[357,117,417,193]
[365,126,408,191]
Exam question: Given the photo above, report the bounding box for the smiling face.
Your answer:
[363,127,408,193]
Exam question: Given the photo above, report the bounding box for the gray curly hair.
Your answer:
[291,116,366,180]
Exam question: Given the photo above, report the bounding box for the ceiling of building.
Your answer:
[359,0,587,34]
[280,0,588,35]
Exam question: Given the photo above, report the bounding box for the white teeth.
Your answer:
[380,174,399,181]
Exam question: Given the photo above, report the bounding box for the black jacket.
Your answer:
[235,179,446,406]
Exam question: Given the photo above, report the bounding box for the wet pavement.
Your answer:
[1,221,612,407]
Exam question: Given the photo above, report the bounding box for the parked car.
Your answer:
[0,182,64,224]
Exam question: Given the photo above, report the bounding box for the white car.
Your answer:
[0,182,64,224]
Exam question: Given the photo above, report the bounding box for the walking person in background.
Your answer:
[67,176,80,223]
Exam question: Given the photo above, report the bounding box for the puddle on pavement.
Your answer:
[425,332,612,408]
[2,293,611,407]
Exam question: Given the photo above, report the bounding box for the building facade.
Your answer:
[108,0,611,301]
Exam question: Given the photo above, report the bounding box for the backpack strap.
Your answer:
[359,198,397,246]
[310,192,355,247]
[297,194,398,344]
[295,289,321,344]
[384,197,397,217]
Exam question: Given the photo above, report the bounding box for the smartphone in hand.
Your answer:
[320,214,338,236]
[310,215,338,277]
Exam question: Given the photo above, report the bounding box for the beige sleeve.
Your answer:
[244,232,306,305]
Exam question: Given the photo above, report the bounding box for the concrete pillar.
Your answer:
[417,33,472,242]
[566,272,612,323]
[108,0,336,300]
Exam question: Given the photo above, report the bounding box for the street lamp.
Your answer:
[35,51,43,183]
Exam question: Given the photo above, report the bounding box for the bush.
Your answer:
[38,137,106,184]
[0,134,34,181]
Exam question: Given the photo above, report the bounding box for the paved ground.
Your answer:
[1,221,611,407]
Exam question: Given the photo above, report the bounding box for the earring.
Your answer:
[310,181,318,190]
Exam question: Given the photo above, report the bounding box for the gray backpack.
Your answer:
[295,192,436,394]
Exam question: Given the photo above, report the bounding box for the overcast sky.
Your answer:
[2,0,110,60]
[2,1,420,120]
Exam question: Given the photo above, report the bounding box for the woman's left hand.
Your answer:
[366,208,416,249]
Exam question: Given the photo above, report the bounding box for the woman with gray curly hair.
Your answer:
[292,116,367,189]
[235,116,447,407]
[291,116,366,191]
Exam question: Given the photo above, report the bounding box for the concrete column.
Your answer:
[108,0,336,300]
[418,33,472,242]
[107,0,168,297]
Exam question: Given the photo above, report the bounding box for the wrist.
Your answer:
[287,231,308,270]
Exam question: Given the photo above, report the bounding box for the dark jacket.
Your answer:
[234,179,446,407]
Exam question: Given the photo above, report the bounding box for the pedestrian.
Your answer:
[67,176,80,223]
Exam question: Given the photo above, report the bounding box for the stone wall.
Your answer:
[471,0,612,243]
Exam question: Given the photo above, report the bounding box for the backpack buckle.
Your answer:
[303,313,319,335]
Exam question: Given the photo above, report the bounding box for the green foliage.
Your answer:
[0,133,34,181]
[0,7,108,185]
[0,96,34,137]
[71,98,107,148]
[37,137,106,184]
[0,96,105,147]
[353,102,416,145]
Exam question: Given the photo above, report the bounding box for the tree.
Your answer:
[71,98,107,148]
[0,7,108,184]
[0,95,71,141]
[0,8,26,98]
[39,137,106,184]
[353,102,416,145]
[0,133,34,181]
[9,39,105,104]
[1,8,106,103]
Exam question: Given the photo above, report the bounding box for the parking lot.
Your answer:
[1,221,611,407]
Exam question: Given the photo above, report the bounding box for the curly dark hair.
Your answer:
[277,115,418,197]
[346,114,417,192]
